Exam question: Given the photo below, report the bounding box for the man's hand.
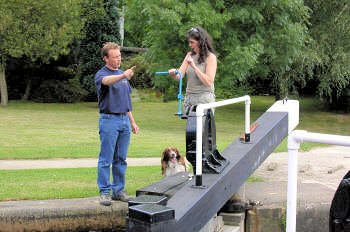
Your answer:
[131,122,139,134]
[124,66,136,80]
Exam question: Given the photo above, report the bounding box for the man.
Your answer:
[95,42,139,206]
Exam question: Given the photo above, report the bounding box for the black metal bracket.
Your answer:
[329,170,350,232]
[185,106,229,174]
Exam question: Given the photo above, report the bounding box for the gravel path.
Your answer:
[252,145,350,190]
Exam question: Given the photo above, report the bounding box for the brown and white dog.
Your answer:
[161,147,187,177]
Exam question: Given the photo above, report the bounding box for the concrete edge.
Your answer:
[0,197,128,231]
[0,181,334,232]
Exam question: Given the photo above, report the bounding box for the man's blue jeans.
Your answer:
[97,113,131,196]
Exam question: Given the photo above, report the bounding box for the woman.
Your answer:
[168,26,217,112]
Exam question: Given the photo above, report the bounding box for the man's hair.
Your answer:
[101,42,120,58]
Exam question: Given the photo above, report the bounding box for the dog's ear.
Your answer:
[161,148,170,175]
[178,156,187,171]
[161,161,168,175]
[161,148,169,162]
[178,155,185,163]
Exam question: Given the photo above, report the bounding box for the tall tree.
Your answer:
[306,0,350,109]
[125,0,310,100]
[0,0,84,106]
[79,0,121,101]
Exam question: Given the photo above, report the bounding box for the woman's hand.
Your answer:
[186,54,195,67]
[168,68,178,78]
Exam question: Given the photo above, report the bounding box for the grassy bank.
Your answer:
[1,95,349,201]
[1,96,349,160]
[0,166,162,201]
[0,166,264,201]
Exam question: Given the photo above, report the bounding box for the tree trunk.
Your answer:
[22,79,32,101]
[274,73,289,101]
[0,57,8,106]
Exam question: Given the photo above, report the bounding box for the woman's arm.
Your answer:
[168,52,191,80]
[188,52,217,87]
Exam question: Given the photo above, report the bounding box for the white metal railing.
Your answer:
[195,95,251,186]
[286,130,350,232]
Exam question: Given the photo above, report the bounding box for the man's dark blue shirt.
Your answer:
[95,66,132,114]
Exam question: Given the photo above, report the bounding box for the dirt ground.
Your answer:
[252,145,350,190]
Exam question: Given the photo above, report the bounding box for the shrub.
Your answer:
[31,78,87,103]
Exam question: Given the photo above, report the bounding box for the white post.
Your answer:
[119,6,125,47]
[286,130,303,232]
[286,130,350,232]
[195,95,251,186]
[286,149,298,232]
[195,110,204,186]
[245,98,251,142]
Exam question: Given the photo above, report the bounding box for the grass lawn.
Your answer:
[0,166,263,201]
[0,166,163,201]
[1,95,349,159]
[1,94,349,201]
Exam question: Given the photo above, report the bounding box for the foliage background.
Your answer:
[0,0,349,111]
[0,0,85,104]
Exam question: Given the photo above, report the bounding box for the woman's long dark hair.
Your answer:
[186,26,216,64]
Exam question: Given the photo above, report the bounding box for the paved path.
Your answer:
[0,146,349,186]
[0,157,160,170]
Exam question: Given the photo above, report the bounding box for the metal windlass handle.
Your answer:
[155,70,183,118]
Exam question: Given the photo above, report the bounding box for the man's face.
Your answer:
[105,49,121,70]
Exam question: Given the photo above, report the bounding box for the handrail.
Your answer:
[195,95,251,186]
[286,130,350,232]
